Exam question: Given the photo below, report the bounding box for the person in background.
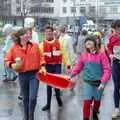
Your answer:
[71,35,111,120]
[76,30,88,55]
[111,22,116,35]
[59,26,76,68]
[24,17,40,43]
[5,28,46,120]
[94,32,102,50]
[2,24,17,82]
[39,26,70,111]
[53,29,60,40]
[59,26,77,92]
[107,20,120,119]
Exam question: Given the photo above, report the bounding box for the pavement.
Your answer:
[0,47,115,120]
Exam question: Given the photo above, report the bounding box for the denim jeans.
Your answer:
[18,70,39,115]
[112,59,120,108]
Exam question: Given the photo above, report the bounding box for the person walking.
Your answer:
[2,24,18,82]
[71,35,111,120]
[24,17,40,43]
[76,30,88,55]
[107,20,120,119]
[59,26,76,65]
[39,26,70,111]
[5,28,46,120]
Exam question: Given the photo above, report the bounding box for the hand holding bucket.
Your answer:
[37,72,76,89]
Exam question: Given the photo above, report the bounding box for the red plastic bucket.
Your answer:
[37,72,75,89]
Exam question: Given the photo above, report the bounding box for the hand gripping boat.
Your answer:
[37,72,75,89]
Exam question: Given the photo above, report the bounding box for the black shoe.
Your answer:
[93,111,99,120]
[18,95,23,100]
[23,113,29,120]
[29,113,34,120]
[3,78,12,82]
[58,99,63,107]
[42,105,50,111]
[23,117,28,120]
[12,76,17,81]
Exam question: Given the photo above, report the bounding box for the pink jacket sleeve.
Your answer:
[71,53,84,76]
[100,52,112,83]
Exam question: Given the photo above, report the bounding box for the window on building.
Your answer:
[110,7,118,14]
[63,0,67,2]
[17,7,21,13]
[99,6,106,15]
[89,6,95,14]
[16,0,20,4]
[46,0,54,2]
[80,7,86,14]
[71,0,76,2]
[31,7,54,14]
[62,7,67,13]
[71,7,76,13]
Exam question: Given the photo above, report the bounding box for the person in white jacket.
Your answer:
[59,26,76,66]
[24,17,40,43]
[59,26,77,92]
[76,30,88,55]
[2,24,18,82]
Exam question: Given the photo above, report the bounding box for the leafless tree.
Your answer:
[19,0,30,17]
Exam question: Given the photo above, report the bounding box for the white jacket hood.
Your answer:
[2,24,13,36]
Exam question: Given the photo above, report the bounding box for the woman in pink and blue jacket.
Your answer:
[71,35,111,120]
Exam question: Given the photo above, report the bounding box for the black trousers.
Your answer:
[45,64,62,106]
[112,59,120,108]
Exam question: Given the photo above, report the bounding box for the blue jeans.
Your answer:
[112,59,120,108]
[83,82,103,101]
[18,70,39,115]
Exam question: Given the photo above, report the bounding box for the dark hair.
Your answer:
[81,30,88,36]
[11,28,29,45]
[85,35,96,44]
[44,26,54,32]
[84,35,100,52]
[11,32,21,45]
[17,28,28,36]
[111,20,120,28]
[111,22,116,29]
[59,26,66,33]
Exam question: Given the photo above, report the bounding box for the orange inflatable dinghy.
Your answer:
[37,72,75,89]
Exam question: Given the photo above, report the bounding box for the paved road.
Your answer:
[0,48,114,120]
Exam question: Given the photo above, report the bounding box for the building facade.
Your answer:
[0,0,12,16]
[1,0,120,26]
[26,0,120,24]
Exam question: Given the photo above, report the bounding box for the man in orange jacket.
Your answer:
[39,26,70,111]
[5,28,46,120]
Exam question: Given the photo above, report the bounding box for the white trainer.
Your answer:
[112,108,120,119]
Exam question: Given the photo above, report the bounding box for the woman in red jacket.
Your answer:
[107,20,120,119]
